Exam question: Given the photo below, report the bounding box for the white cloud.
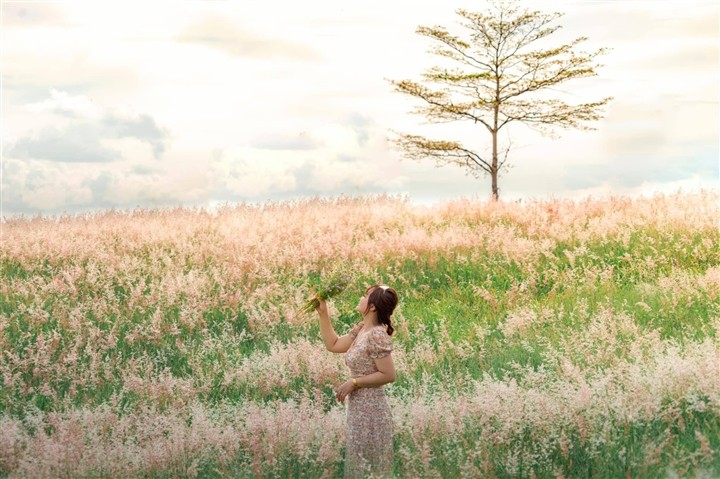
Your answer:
[25,89,102,119]
[8,91,170,162]
[211,148,299,198]
[310,124,361,151]
[2,158,94,212]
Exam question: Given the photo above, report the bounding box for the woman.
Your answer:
[315,284,397,479]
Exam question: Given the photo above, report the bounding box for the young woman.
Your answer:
[315,284,397,479]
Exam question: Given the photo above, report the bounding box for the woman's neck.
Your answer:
[362,314,380,329]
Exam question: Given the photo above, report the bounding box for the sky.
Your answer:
[1,0,718,217]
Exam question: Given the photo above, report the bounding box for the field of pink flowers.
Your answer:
[1,190,719,478]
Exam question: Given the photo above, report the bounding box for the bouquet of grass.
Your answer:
[301,270,352,315]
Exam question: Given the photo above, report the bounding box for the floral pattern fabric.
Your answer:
[343,322,394,478]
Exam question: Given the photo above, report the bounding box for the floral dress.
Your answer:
[343,322,394,479]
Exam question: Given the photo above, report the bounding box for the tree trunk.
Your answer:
[492,76,500,200]
[491,129,499,201]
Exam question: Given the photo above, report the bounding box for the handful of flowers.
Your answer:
[301,270,352,315]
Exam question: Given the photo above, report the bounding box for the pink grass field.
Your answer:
[1,189,719,478]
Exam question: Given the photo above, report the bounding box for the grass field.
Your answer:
[1,190,719,478]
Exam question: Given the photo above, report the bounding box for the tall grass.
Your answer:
[1,190,718,478]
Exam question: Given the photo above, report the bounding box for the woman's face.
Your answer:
[356,288,375,315]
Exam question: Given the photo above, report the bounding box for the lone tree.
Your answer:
[389,1,613,200]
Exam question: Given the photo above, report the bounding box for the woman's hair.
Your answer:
[364,284,397,336]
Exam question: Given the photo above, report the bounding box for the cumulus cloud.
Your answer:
[8,90,170,162]
[1,158,94,213]
[297,114,403,192]
[9,125,122,163]
[211,149,298,198]
[206,113,403,201]
[26,88,102,119]
[2,152,214,216]
[77,168,204,210]
[101,114,169,158]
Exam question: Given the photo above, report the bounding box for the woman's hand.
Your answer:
[335,379,357,404]
[314,294,328,317]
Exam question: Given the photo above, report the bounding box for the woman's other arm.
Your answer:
[357,328,395,385]
[354,355,396,387]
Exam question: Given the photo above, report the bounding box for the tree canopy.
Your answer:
[389,0,613,200]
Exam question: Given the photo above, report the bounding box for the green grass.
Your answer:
[3,231,719,408]
[2,222,719,478]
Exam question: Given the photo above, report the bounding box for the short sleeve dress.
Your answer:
[343,322,394,479]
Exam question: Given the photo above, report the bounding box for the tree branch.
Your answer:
[392,132,493,174]
[390,79,495,132]
[417,26,495,72]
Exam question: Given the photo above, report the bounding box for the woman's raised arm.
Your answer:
[316,297,360,353]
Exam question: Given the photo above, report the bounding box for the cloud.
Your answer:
[1,158,93,213]
[101,114,169,158]
[178,16,318,60]
[1,3,67,27]
[563,147,718,190]
[208,113,402,201]
[289,160,391,198]
[345,112,374,147]
[9,124,121,163]
[211,149,298,198]
[76,169,192,210]
[131,164,163,176]
[80,170,115,206]
[2,45,139,99]
[1,153,214,217]
[249,132,320,150]
[26,88,103,119]
[8,90,170,162]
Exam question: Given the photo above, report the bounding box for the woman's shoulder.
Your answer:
[369,325,392,340]
[367,326,393,358]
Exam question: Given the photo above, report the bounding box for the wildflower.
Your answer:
[300,269,352,315]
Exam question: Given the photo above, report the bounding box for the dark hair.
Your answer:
[364,284,397,336]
